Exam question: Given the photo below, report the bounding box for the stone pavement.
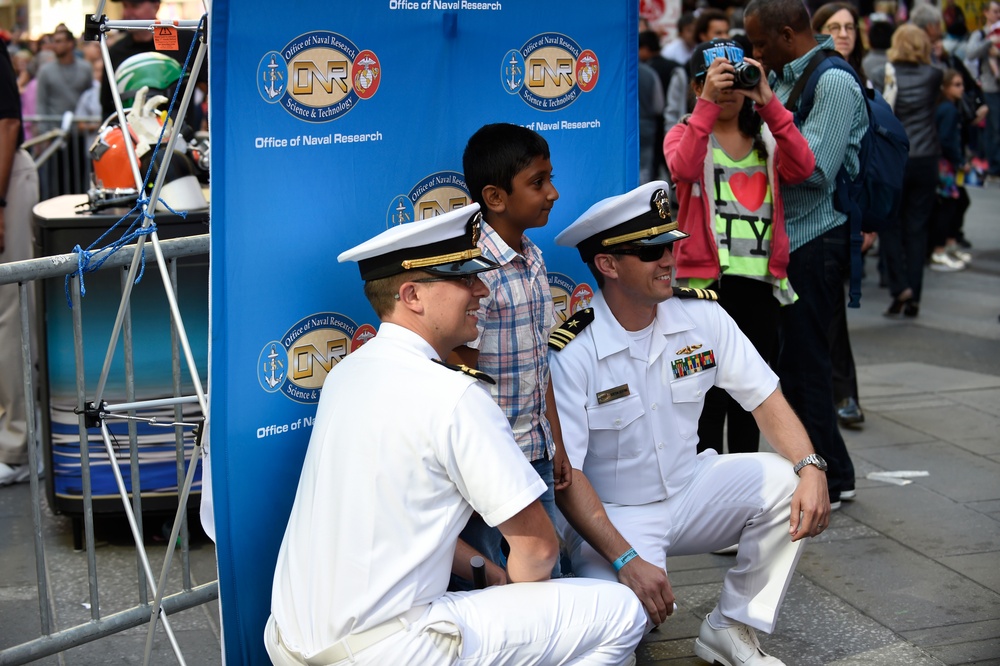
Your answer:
[2,187,998,665]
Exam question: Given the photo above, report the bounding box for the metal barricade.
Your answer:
[0,234,217,665]
[23,114,102,200]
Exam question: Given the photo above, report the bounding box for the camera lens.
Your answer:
[732,62,761,89]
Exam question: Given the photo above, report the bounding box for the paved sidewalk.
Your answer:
[2,188,998,664]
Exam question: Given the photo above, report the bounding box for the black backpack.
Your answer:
[785,49,909,307]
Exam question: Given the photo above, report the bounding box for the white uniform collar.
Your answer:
[375,321,441,360]
[590,291,699,362]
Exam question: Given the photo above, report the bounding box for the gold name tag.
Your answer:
[597,384,630,404]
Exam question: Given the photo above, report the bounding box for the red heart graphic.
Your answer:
[729,171,768,212]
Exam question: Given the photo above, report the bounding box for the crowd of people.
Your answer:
[640,0,999,292]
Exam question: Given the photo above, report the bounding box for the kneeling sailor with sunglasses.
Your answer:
[549,182,830,666]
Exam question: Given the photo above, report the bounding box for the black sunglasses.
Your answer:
[610,245,671,262]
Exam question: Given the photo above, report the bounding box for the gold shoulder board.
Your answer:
[548,308,595,351]
[673,287,719,301]
[432,359,496,385]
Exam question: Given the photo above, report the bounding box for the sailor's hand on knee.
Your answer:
[790,470,831,541]
[618,557,674,624]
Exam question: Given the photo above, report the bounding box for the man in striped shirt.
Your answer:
[744,0,866,509]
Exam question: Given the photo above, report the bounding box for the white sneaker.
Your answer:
[930,251,965,272]
[0,463,30,487]
[946,245,972,263]
[694,618,785,665]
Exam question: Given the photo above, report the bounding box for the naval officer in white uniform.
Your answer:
[265,205,646,666]
[548,182,831,666]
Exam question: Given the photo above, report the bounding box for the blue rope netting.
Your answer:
[65,14,207,308]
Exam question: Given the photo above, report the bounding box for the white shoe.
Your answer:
[0,463,30,487]
[694,618,785,665]
[946,245,972,263]
[929,251,965,272]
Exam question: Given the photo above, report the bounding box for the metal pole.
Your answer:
[71,277,100,618]
[144,40,207,210]
[103,395,201,412]
[20,282,51,634]
[169,258,193,590]
[120,267,148,605]
[97,422,186,665]
[142,424,204,666]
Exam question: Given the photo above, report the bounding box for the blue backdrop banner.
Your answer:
[209,2,638,662]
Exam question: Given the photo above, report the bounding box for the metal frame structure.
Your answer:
[0,236,215,665]
[1,1,215,663]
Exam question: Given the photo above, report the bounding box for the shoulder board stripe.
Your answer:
[674,287,719,301]
[432,359,496,384]
[548,308,595,351]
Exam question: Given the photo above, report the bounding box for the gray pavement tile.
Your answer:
[949,437,1000,457]
[947,388,1000,418]
[902,619,1000,650]
[46,624,222,666]
[857,363,1000,398]
[853,441,1000,505]
[937,551,1000,593]
[839,484,999,558]
[795,536,1000,633]
[838,411,937,449]
[825,643,947,665]
[878,404,1000,447]
[755,575,927,666]
[924,638,1000,665]
[968,499,1000,522]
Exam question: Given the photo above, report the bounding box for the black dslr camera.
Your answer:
[731,61,761,90]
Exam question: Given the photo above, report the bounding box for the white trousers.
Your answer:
[264,578,646,666]
[562,452,804,633]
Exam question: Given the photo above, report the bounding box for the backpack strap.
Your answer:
[783,49,832,115]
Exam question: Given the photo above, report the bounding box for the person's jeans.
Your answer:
[457,457,561,585]
[778,224,856,499]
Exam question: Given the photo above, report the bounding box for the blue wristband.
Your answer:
[612,547,638,572]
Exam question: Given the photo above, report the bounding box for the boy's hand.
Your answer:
[553,445,573,490]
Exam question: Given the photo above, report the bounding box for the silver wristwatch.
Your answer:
[793,453,828,475]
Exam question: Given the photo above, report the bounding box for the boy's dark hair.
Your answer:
[463,123,550,208]
[695,9,729,41]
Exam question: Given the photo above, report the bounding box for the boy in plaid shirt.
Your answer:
[454,123,571,576]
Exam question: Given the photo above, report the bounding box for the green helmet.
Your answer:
[115,52,183,108]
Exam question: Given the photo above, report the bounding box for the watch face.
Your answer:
[814,454,828,470]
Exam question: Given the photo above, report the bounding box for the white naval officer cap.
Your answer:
[338,204,500,281]
[554,181,689,262]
